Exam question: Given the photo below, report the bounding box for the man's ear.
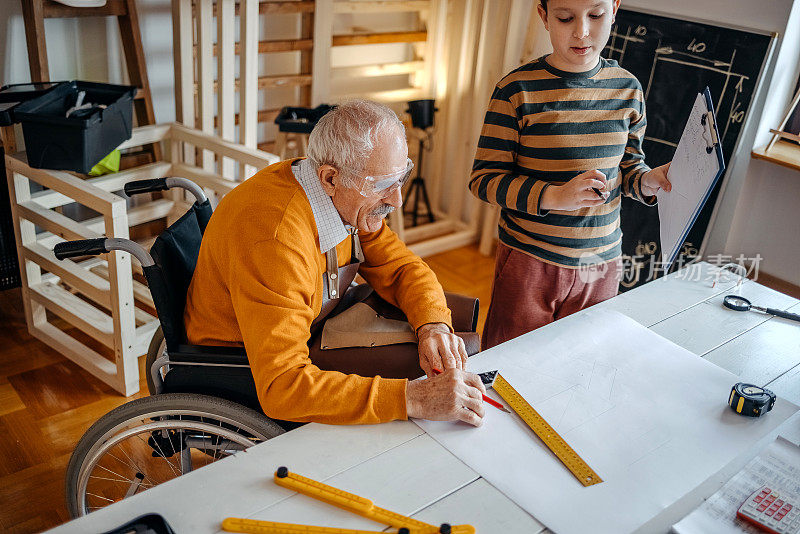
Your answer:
[537,4,549,31]
[612,0,621,21]
[318,165,337,196]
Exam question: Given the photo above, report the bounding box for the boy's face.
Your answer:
[538,0,620,72]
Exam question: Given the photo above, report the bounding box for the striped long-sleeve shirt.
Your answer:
[469,56,655,268]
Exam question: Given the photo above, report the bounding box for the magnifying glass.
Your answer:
[723,295,800,323]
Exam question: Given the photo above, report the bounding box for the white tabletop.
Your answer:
[47,262,800,534]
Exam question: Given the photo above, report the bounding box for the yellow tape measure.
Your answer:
[493,373,603,487]
[222,467,475,534]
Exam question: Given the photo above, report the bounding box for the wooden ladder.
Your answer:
[17,0,161,166]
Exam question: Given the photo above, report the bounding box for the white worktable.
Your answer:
[48,262,800,534]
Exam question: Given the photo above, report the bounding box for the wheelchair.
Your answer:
[54,177,480,518]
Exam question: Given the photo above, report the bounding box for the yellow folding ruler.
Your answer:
[221,467,474,534]
[492,373,603,487]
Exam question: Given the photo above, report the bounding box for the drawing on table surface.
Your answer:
[513,359,671,470]
[419,310,798,534]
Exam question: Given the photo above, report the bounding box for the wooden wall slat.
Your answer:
[218,0,237,179]
[173,0,196,166]
[197,0,215,172]
[240,0,260,179]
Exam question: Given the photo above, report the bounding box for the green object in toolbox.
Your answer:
[88,149,120,176]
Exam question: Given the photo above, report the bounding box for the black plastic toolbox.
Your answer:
[275,104,335,134]
[8,80,136,173]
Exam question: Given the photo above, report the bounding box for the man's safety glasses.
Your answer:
[355,158,414,197]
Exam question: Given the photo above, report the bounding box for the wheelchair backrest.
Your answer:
[142,199,213,351]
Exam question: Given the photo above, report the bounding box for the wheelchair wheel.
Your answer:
[65,393,284,517]
[145,327,166,395]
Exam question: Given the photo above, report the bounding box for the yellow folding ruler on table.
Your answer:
[487,371,603,487]
[222,467,475,534]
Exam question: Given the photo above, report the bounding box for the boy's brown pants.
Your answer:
[482,242,622,350]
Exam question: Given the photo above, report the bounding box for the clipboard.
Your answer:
[657,87,725,271]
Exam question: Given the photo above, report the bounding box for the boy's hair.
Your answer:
[540,0,548,11]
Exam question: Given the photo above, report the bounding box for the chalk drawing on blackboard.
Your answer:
[604,30,751,150]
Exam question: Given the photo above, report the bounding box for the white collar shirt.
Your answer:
[291,158,351,254]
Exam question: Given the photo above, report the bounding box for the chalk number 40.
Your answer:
[687,38,706,53]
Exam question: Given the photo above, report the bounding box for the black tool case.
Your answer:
[0,80,136,173]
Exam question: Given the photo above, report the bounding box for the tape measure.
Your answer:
[493,374,603,487]
[222,467,475,534]
[728,382,776,417]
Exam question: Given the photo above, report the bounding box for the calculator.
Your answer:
[737,485,800,534]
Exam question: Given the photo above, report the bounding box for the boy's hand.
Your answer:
[641,163,672,197]
[540,170,609,211]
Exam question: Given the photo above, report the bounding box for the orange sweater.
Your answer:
[184,159,452,424]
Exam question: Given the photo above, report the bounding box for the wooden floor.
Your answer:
[0,244,496,534]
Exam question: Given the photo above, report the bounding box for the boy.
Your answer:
[470,0,672,349]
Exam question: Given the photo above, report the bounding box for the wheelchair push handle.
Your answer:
[54,238,108,260]
[54,238,155,267]
[124,178,168,196]
[124,177,207,204]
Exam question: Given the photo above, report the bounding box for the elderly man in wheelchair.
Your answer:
[55,100,485,517]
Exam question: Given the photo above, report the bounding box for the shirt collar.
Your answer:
[292,158,350,254]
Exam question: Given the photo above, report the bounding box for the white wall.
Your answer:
[713,1,800,285]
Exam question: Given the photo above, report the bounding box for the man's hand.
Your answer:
[406,368,486,426]
[540,170,609,211]
[417,322,467,378]
[640,162,672,197]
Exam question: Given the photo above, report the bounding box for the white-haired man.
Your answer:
[184,100,487,426]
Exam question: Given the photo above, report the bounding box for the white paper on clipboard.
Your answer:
[658,88,725,271]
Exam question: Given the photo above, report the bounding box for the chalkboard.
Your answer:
[603,9,774,290]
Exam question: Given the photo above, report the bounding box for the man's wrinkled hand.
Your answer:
[406,368,486,426]
[417,322,468,378]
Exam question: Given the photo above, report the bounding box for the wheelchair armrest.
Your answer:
[444,292,479,333]
[457,331,480,356]
[171,344,249,366]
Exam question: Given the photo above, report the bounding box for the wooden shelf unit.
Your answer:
[751,89,800,172]
[175,0,318,181]
[5,124,279,396]
[752,139,800,172]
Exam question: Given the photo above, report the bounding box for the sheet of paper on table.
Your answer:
[415,309,798,534]
[672,436,800,534]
